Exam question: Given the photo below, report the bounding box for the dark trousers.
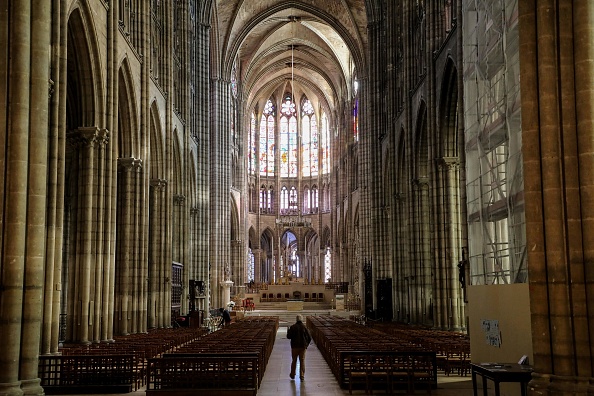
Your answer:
[290,347,306,378]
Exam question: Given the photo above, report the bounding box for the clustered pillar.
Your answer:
[519,2,594,394]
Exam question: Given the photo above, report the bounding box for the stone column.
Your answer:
[94,130,109,342]
[43,0,67,356]
[411,176,431,325]
[435,157,463,330]
[116,157,140,335]
[319,248,326,284]
[518,2,594,394]
[231,239,244,289]
[77,126,101,344]
[173,194,186,315]
[574,3,594,390]
[20,0,52,393]
[220,281,234,307]
[130,163,144,334]
[210,78,231,309]
[157,179,169,328]
[149,179,167,329]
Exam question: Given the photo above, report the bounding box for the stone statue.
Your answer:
[224,262,231,281]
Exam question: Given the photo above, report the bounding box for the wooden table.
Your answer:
[471,363,533,396]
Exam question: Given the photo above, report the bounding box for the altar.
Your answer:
[287,300,304,311]
[251,280,333,304]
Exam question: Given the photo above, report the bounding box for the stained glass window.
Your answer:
[304,187,310,211]
[247,249,254,282]
[301,98,314,177]
[353,78,359,142]
[311,115,318,176]
[289,117,297,177]
[324,247,332,283]
[280,116,289,176]
[260,186,266,211]
[259,99,275,176]
[353,97,359,142]
[249,112,256,174]
[289,186,298,211]
[280,94,297,177]
[304,186,319,213]
[231,61,238,98]
[321,112,330,174]
[281,187,288,211]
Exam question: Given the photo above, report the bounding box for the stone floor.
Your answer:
[49,326,476,396]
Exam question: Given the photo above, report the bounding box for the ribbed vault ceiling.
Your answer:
[213,0,368,113]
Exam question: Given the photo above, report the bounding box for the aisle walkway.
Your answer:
[257,326,475,396]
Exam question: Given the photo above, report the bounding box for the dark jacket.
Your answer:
[222,309,231,324]
[287,321,312,349]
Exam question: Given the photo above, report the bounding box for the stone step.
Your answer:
[254,301,333,310]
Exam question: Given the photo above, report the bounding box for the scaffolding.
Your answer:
[462,0,526,285]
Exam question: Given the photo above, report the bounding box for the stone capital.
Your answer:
[150,178,168,189]
[118,157,143,171]
[97,128,110,147]
[67,126,101,150]
[437,156,460,170]
[412,176,429,188]
[220,280,234,288]
[173,194,186,206]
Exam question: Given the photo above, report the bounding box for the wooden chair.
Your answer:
[446,346,471,376]
[347,354,371,394]
[409,354,434,394]
[368,354,391,394]
[390,354,411,393]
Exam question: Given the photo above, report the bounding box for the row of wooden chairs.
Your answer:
[346,352,436,395]
[146,317,279,395]
[369,322,471,377]
[307,316,437,394]
[42,327,206,393]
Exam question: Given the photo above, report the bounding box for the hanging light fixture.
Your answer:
[291,43,294,92]
[290,16,295,94]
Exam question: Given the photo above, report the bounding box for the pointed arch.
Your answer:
[230,194,240,241]
[249,227,258,249]
[321,226,332,249]
[66,3,104,128]
[439,58,459,158]
[171,129,183,265]
[414,101,429,178]
[118,59,139,158]
[149,102,166,179]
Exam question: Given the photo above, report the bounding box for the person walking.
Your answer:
[286,314,312,380]
[219,307,231,327]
